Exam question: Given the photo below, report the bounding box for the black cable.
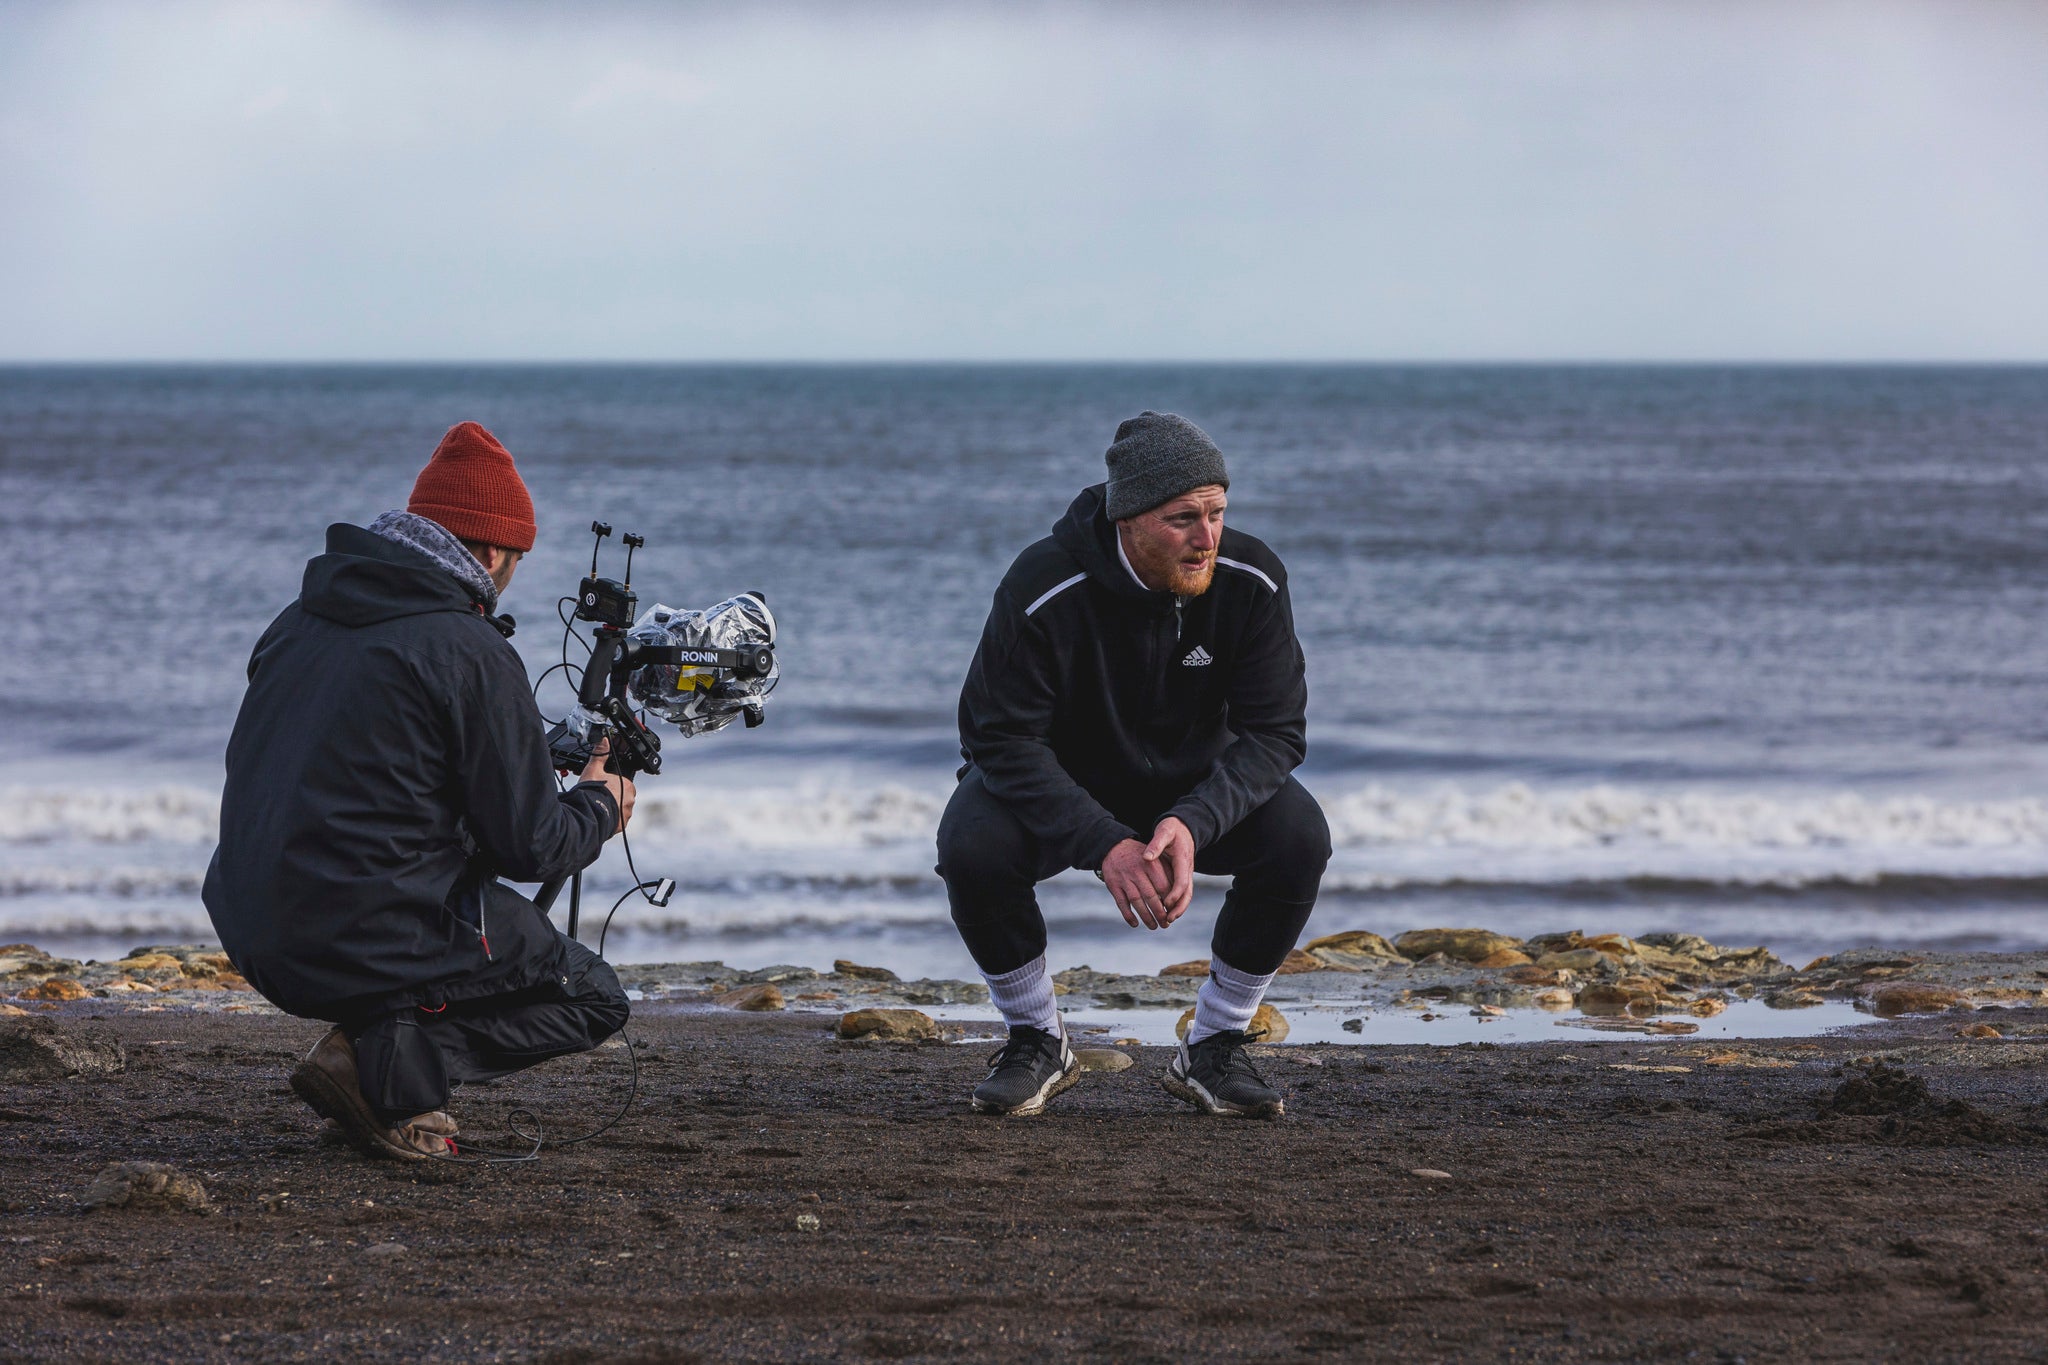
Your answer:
[598,877,665,959]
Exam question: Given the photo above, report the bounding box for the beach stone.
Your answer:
[1531,988,1575,1010]
[0,1018,126,1080]
[1474,948,1533,968]
[1075,1048,1135,1072]
[1504,965,1571,986]
[82,1161,209,1213]
[18,977,91,1003]
[362,1243,408,1259]
[715,983,785,1012]
[1274,949,1336,974]
[1394,929,1522,964]
[1765,989,1824,1009]
[1958,1023,2003,1039]
[0,945,83,987]
[1576,981,1659,1017]
[1535,949,1611,972]
[739,965,818,985]
[1869,983,1965,1018]
[1410,1168,1452,1180]
[796,1213,821,1232]
[0,1004,27,1017]
[1158,959,1210,977]
[1174,1002,1289,1043]
[833,960,898,982]
[1302,931,1408,969]
[836,1008,937,1041]
[1689,995,1730,1017]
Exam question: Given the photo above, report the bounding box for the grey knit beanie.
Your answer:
[1102,411,1230,521]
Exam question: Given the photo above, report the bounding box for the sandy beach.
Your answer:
[6,940,2048,1363]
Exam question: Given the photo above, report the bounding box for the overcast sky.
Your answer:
[2,0,2045,362]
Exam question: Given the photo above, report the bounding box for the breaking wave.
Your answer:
[0,787,220,845]
[14,780,2048,856]
[1319,783,2048,852]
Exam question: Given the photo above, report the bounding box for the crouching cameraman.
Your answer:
[203,422,634,1161]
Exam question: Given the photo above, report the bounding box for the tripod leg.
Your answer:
[566,870,582,941]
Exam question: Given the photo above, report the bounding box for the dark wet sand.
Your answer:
[5,1002,2048,1363]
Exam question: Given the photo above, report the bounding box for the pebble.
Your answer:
[1394,928,1523,964]
[1869,983,1965,1018]
[713,983,785,1012]
[836,1008,937,1041]
[1074,1048,1134,1072]
[362,1243,408,1259]
[1409,1168,1452,1180]
[833,960,898,982]
[0,1018,125,1081]
[1174,1001,1289,1043]
[1299,930,1408,969]
[796,1214,821,1233]
[18,977,90,1002]
[82,1161,209,1213]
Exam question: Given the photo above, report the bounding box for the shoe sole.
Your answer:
[289,1061,433,1163]
[1162,1066,1285,1120]
[971,1060,1083,1117]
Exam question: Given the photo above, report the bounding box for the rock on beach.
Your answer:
[1394,929,1522,964]
[1301,931,1407,969]
[714,983,786,1012]
[81,1161,209,1213]
[837,1008,938,1042]
[1174,1002,1289,1043]
[0,1018,125,1080]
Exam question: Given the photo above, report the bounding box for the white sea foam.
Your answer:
[0,787,220,845]
[1319,783,2048,853]
[20,778,2048,854]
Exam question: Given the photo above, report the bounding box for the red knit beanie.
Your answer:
[407,422,537,553]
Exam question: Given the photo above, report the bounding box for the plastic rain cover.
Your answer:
[625,594,779,737]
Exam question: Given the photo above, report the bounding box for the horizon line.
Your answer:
[4,357,2048,369]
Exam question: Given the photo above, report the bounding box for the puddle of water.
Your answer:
[930,998,1876,1047]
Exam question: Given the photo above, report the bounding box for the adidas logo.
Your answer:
[1181,646,1213,668]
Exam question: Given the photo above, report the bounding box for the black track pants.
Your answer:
[347,933,629,1125]
[937,768,1331,978]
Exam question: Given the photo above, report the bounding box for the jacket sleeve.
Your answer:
[959,587,1139,870]
[449,640,618,884]
[1166,579,1308,849]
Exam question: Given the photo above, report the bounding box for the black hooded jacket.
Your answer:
[201,524,618,1021]
[957,485,1308,869]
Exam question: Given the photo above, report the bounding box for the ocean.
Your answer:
[5,364,2048,978]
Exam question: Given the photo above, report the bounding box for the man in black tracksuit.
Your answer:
[203,422,632,1161]
[939,411,1330,1119]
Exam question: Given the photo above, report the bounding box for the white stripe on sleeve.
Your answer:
[1024,573,1087,616]
[1215,557,1278,592]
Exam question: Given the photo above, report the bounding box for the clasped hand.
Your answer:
[1101,816,1194,931]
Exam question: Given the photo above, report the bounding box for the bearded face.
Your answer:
[1118,485,1226,595]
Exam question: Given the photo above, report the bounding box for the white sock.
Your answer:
[983,955,1062,1036]
[1187,958,1276,1045]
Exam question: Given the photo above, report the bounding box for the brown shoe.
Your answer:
[288,1028,451,1162]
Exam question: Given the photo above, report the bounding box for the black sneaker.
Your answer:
[971,1025,1081,1116]
[1163,1028,1285,1118]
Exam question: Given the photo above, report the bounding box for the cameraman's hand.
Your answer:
[1101,837,1175,930]
[579,741,635,836]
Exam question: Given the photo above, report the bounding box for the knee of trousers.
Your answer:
[1239,791,1333,902]
[935,791,1040,893]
